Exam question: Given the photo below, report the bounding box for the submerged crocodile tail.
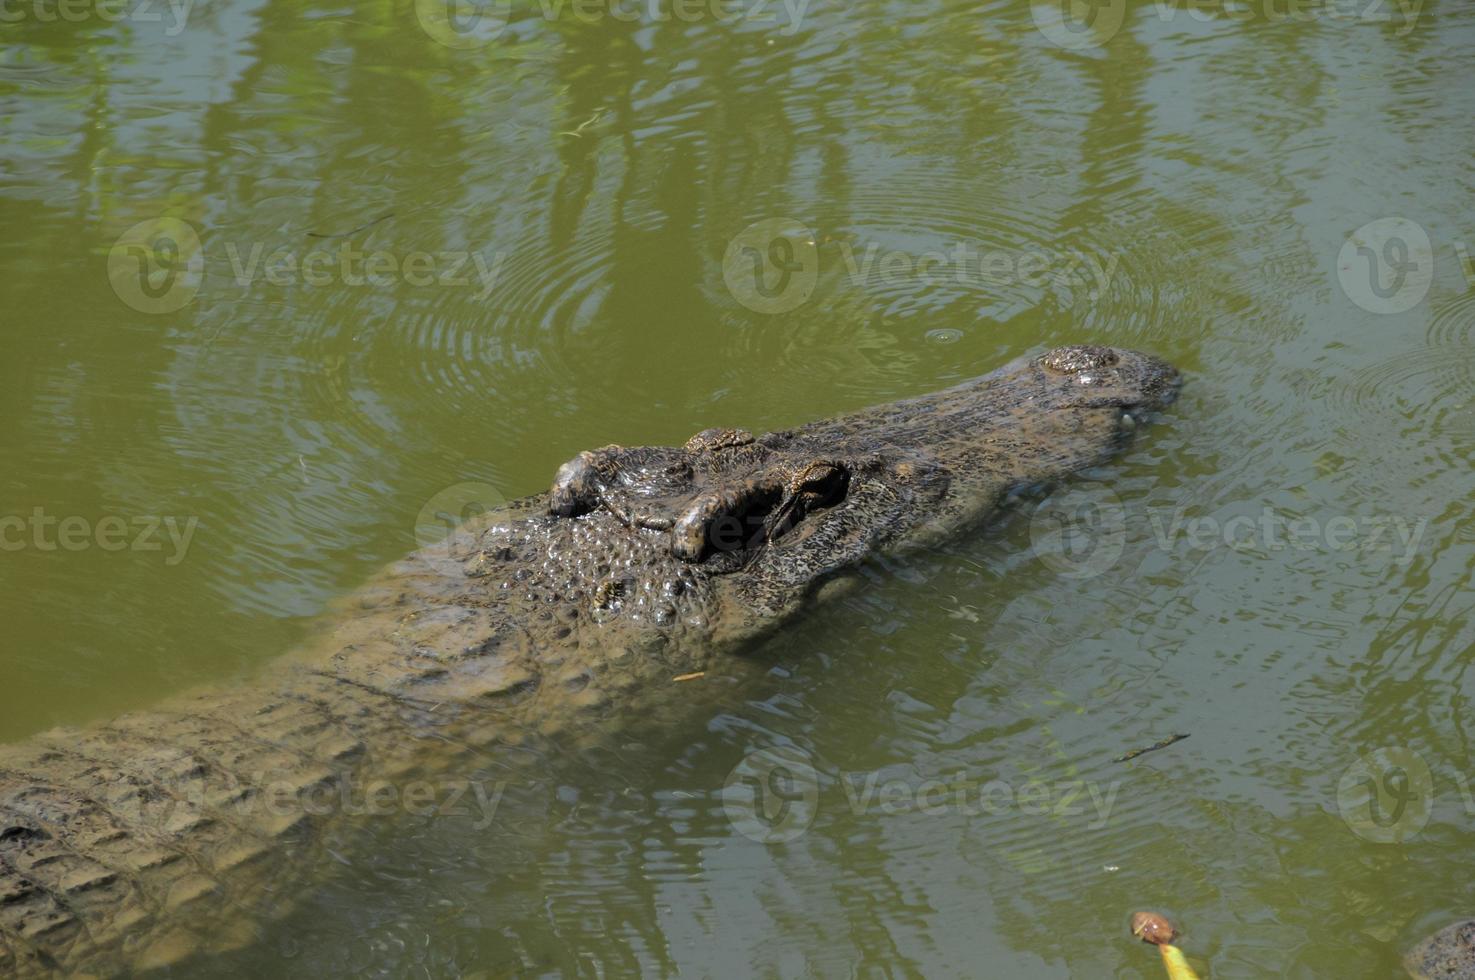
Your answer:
[0,669,416,976]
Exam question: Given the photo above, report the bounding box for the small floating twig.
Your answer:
[672,672,706,683]
[558,108,606,137]
[306,211,395,239]
[1114,733,1190,764]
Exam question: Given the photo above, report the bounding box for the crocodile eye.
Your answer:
[669,461,851,564]
[1040,345,1119,375]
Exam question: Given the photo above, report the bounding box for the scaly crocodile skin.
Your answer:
[0,346,1178,976]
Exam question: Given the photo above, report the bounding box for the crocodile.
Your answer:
[0,345,1179,976]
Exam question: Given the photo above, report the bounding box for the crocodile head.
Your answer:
[370,346,1177,711]
[544,344,1177,583]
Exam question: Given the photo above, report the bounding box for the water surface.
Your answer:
[2,0,1473,975]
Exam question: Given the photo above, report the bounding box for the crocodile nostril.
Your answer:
[1040,345,1119,374]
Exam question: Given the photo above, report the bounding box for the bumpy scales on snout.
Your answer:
[539,344,1177,615]
[0,347,1177,976]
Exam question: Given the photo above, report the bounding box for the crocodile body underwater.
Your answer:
[0,345,1179,976]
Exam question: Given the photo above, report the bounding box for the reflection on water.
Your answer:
[2,0,1473,975]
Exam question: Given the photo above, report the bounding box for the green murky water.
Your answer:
[3,0,1474,975]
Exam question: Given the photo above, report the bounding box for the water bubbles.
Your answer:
[925,328,964,345]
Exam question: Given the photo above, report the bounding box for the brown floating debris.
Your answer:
[1130,911,1202,980]
[1131,911,1179,946]
[1114,733,1190,763]
[673,672,706,683]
